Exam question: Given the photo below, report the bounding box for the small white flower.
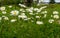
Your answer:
[18,13,27,19]
[4,16,9,20]
[10,10,19,16]
[29,13,34,15]
[41,11,47,14]
[48,19,54,23]
[2,11,6,14]
[34,8,39,11]
[53,15,59,19]
[19,3,26,8]
[0,7,5,11]
[36,21,43,25]
[26,9,33,13]
[53,11,59,15]
[36,16,40,18]
[8,5,12,8]
[11,19,17,22]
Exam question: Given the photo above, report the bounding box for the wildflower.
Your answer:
[53,15,59,19]
[11,19,17,22]
[0,7,5,11]
[36,21,43,25]
[19,3,26,8]
[53,11,59,15]
[8,5,12,8]
[10,10,19,16]
[41,11,47,14]
[36,16,40,18]
[4,16,9,20]
[48,19,54,23]
[2,11,6,14]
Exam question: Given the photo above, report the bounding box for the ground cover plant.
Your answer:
[0,3,60,38]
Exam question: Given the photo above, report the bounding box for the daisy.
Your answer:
[36,21,43,25]
[36,16,40,18]
[8,5,12,8]
[10,10,19,16]
[34,8,39,11]
[41,11,47,14]
[2,11,7,14]
[19,3,26,8]
[48,19,54,23]
[11,19,17,22]
[26,9,33,13]
[53,15,59,19]
[4,16,9,20]
[18,13,27,19]
[29,13,34,15]
[53,11,59,15]
[0,6,5,11]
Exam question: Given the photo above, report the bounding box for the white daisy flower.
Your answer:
[53,11,59,15]
[29,13,34,15]
[53,15,59,19]
[36,21,43,25]
[34,8,39,11]
[4,16,9,20]
[48,19,54,23]
[2,11,7,14]
[26,9,33,13]
[19,3,26,8]
[0,7,5,11]
[30,7,34,10]
[10,10,19,16]
[41,11,47,14]
[11,19,17,22]
[8,5,12,8]
[36,16,40,18]
[18,13,27,19]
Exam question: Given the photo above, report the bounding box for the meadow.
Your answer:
[0,4,60,38]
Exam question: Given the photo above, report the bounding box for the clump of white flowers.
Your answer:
[53,11,59,15]
[26,8,33,13]
[37,6,47,12]
[53,15,59,19]
[36,16,40,18]
[0,7,6,11]
[11,19,17,22]
[18,13,27,19]
[41,11,47,14]
[10,10,19,16]
[4,16,9,20]
[36,21,44,25]
[48,19,54,23]
[2,11,7,14]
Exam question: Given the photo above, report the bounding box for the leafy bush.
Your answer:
[0,0,24,5]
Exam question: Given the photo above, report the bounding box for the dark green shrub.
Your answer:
[0,0,24,5]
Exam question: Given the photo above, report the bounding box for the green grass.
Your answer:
[0,4,60,38]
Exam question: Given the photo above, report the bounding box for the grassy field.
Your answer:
[0,4,60,38]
